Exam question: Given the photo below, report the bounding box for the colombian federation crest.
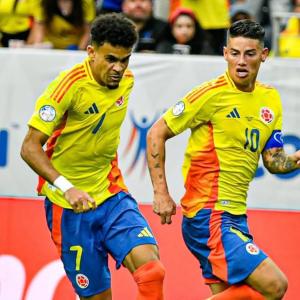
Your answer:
[115,96,124,107]
[260,107,274,124]
[76,274,89,289]
[246,243,260,255]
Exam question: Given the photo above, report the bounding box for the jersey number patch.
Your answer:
[244,128,260,152]
[70,245,83,271]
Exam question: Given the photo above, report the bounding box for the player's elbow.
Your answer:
[20,138,34,164]
[263,161,274,174]
[263,162,276,174]
[266,167,277,174]
[20,140,29,162]
[146,125,156,145]
[147,118,174,144]
[263,160,286,174]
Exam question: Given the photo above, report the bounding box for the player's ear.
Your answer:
[261,47,269,62]
[223,46,228,61]
[87,45,95,61]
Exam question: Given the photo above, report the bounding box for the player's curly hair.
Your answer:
[228,19,265,45]
[91,13,138,48]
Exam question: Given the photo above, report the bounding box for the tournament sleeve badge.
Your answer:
[39,105,56,122]
[172,101,185,116]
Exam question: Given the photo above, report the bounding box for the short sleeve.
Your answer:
[163,84,218,135]
[28,75,74,136]
[273,91,282,131]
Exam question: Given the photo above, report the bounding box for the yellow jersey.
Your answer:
[180,0,230,29]
[164,72,282,217]
[43,0,95,49]
[0,0,43,34]
[28,58,134,208]
[279,16,300,58]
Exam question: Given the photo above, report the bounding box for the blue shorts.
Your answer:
[44,191,157,297]
[182,209,267,285]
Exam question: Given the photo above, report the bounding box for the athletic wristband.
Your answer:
[53,176,74,193]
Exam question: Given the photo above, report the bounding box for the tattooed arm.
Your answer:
[262,147,300,174]
[146,118,177,225]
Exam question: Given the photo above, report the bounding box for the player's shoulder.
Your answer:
[123,68,134,79]
[256,80,276,91]
[54,62,88,86]
[256,80,281,98]
[46,62,88,102]
[124,69,134,78]
[121,68,134,89]
[185,74,228,104]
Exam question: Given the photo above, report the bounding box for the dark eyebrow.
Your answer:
[105,54,131,62]
[230,47,257,53]
[120,54,131,62]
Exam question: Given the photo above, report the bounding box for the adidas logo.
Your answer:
[138,227,153,238]
[84,103,99,114]
[226,107,240,118]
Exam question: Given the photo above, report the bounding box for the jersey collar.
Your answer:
[84,57,96,82]
[225,70,256,94]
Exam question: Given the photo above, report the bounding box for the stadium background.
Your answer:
[1,49,300,299]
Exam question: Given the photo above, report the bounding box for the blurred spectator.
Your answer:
[33,0,95,50]
[230,0,291,51]
[156,7,205,55]
[96,0,122,14]
[279,0,300,57]
[0,0,43,47]
[170,0,230,55]
[230,0,272,49]
[269,0,291,16]
[230,2,253,23]
[122,0,168,52]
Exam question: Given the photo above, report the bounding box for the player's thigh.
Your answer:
[182,210,268,284]
[123,244,160,273]
[208,282,230,295]
[80,288,112,300]
[44,198,111,297]
[103,193,158,271]
[245,257,288,295]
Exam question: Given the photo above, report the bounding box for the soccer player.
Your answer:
[146,19,300,299]
[21,13,165,300]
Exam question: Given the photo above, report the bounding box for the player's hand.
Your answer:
[64,187,96,213]
[153,192,177,225]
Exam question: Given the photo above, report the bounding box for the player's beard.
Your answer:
[107,83,119,90]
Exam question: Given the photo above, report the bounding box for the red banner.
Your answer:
[1,197,299,299]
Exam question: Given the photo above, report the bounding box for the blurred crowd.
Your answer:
[0,0,299,57]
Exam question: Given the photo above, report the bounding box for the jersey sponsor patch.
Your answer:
[260,107,274,124]
[39,105,56,122]
[76,274,89,289]
[172,101,185,116]
[246,243,260,255]
[263,130,284,150]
